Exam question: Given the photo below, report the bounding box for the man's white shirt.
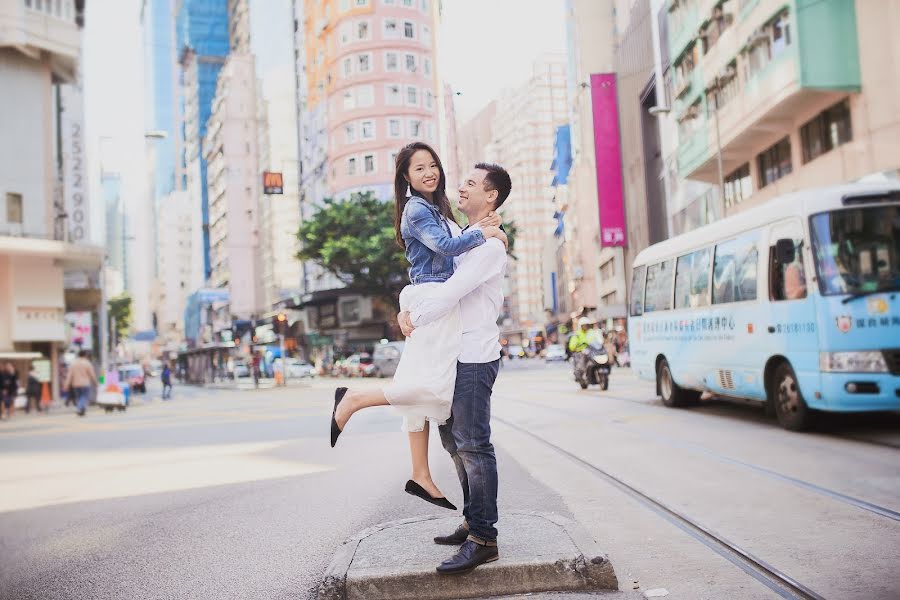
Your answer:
[409,225,507,364]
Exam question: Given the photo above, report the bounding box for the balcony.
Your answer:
[0,0,82,81]
[675,0,861,181]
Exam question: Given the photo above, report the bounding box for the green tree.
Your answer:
[296,193,407,310]
[108,293,132,342]
[296,193,519,311]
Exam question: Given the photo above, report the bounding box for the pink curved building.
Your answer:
[303,0,439,200]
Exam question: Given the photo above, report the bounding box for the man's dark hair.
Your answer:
[475,162,512,208]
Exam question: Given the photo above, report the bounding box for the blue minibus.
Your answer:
[629,183,900,430]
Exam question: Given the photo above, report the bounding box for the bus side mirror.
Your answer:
[775,238,796,264]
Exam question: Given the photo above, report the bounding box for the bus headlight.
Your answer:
[593,354,609,365]
[819,351,888,373]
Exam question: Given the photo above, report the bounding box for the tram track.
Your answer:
[494,414,827,600]
[503,393,900,523]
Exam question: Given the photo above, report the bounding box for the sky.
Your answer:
[439,0,568,121]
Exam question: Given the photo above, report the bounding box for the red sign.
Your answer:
[590,73,626,247]
[263,172,284,195]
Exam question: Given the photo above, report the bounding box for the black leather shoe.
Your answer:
[436,539,498,575]
[434,523,469,545]
[330,388,348,447]
[405,480,457,511]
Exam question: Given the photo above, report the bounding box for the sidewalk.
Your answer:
[318,512,618,600]
[198,377,314,391]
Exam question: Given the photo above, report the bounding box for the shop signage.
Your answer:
[263,171,284,194]
[590,73,626,248]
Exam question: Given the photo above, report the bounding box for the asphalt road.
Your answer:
[1,360,898,599]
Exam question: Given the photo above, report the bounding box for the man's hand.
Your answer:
[398,311,416,337]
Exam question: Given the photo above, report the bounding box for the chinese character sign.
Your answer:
[590,73,627,248]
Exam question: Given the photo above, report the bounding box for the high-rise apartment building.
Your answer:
[490,55,569,331]
[175,0,229,286]
[204,52,264,319]
[654,0,900,233]
[1,0,104,400]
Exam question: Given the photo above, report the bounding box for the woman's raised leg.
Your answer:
[334,388,389,431]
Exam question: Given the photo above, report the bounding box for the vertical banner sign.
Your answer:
[590,73,627,247]
[60,76,89,244]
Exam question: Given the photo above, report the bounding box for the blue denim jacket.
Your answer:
[400,196,486,284]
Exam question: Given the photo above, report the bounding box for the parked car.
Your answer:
[544,344,567,362]
[507,345,525,359]
[373,341,405,377]
[233,360,250,378]
[342,353,375,377]
[274,358,316,378]
[117,364,146,394]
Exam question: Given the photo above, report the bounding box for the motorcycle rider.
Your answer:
[568,317,601,375]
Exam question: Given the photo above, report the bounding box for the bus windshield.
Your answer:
[810,206,900,296]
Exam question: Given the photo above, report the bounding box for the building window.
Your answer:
[385,84,401,105]
[801,99,852,164]
[340,22,352,45]
[342,57,352,77]
[402,0,413,6]
[677,100,702,140]
[405,53,417,72]
[361,120,375,139]
[757,137,792,188]
[384,19,398,38]
[385,52,399,71]
[404,21,415,38]
[743,10,791,80]
[345,123,357,143]
[423,57,432,76]
[357,20,370,40]
[672,42,699,99]
[713,231,759,304]
[357,53,371,72]
[356,0,368,6]
[406,85,418,105]
[724,163,751,208]
[705,62,739,115]
[424,90,433,109]
[343,90,356,109]
[383,0,395,4]
[421,0,428,12]
[422,24,431,45]
[388,118,401,137]
[357,85,374,106]
[700,2,734,54]
[6,192,23,224]
[340,0,349,10]
[409,119,422,138]
[425,121,434,140]
[348,157,357,175]
[364,154,375,173]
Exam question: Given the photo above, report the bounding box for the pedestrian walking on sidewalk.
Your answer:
[161,363,172,400]
[329,143,508,513]
[0,362,20,420]
[64,351,97,417]
[25,367,42,414]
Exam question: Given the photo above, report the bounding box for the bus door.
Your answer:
[765,219,818,388]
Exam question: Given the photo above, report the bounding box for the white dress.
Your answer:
[383,221,463,432]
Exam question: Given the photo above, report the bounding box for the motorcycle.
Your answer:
[573,340,611,391]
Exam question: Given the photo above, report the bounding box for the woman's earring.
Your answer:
[406,184,412,197]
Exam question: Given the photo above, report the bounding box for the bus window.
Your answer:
[771,239,807,301]
[645,260,674,312]
[630,265,647,316]
[713,231,759,304]
[675,248,711,309]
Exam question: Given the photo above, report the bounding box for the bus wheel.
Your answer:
[657,359,699,407]
[772,362,812,431]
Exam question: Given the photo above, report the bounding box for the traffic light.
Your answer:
[274,313,288,336]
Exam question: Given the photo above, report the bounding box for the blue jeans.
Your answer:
[74,386,91,413]
[439,359,500,544]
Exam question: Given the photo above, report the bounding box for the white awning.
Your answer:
[0,352,44,360]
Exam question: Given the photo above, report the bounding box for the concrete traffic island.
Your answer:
[318,512,619,600]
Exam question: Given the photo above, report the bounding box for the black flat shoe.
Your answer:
[405,479,457,511]
[436,539,499,575]
[330,387,348,447]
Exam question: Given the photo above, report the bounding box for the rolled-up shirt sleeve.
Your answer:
[409,240,506,327]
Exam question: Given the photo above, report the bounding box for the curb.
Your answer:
[318,512,617,600]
